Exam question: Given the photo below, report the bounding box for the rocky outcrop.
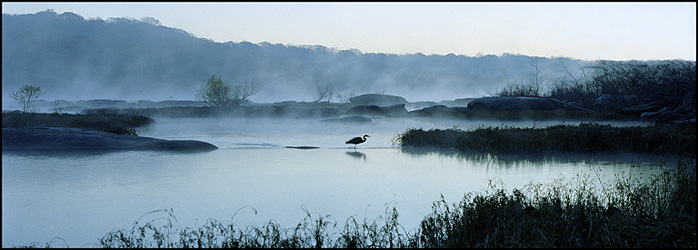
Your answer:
[408,105,468,117]
[545,98,592,112]
[467,97,557,111]
[381,104,409,116]
[344,104,408,117]
[2,127,218,151]
[319,115,372,123]
[294,109,342,119]
[348,94,408,106]
[344,105,386,116]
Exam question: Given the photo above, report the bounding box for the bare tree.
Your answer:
[11,84,43,112]
[313,84,335,103]
[232,79,260,105]
[529,59,547,97]
[335,91,356,103]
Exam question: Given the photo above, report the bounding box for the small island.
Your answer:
[2,110,218,152]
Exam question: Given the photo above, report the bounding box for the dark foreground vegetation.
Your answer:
[397,122,696,157]
[17,160,695,248]
[1,108,154,135]
[496,60,696,124]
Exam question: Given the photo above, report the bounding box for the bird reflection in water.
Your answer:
[346,150,366,161]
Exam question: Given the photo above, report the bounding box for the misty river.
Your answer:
[1,116,679,247]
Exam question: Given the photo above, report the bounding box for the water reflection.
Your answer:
[1,149,126,159]
[1,148,214,159]
[345,150,367,161]
[398,146,683,167]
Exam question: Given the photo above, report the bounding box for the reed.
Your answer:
[397,122,696,157]
[414,159,696,248]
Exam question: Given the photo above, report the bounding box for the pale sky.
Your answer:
[2,2,696,61]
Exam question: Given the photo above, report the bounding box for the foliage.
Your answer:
[10,84,43,113]
[196,75,232,107]
[2,108,154,135]
[196,75,259,107]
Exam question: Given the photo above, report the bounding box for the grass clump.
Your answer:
[2,108,154,135]
[397,122,696,157]
[94,204,411,248]
[412,160,696,248]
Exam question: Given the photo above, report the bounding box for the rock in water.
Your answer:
[2,127,218,151]
[348,94,408,106]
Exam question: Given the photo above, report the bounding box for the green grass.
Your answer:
[397,122,696,157]
[2,108,154,135]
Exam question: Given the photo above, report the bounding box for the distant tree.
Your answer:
[11,84,43,112]
[196,75,260,107]
[335,91,356,103]
[529,59,547,97]
[139,16,160,26]
[313,84,335,103]
[196,75,233,107]
[496,59,547,97]
[231,79,260,105]
[548,59,598,106]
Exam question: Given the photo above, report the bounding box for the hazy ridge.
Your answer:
[3,10,592,103]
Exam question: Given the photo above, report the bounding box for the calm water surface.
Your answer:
[2,117,678,247]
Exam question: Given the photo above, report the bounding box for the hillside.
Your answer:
[2,9,591,103]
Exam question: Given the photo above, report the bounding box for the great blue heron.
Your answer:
[346,134,370,149]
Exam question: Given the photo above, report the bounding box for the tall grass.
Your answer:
[95,203,411,248]
[397,122,696,157]
[8,160,687,248]
[412,160,695,248]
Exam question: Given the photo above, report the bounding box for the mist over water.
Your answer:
[2,10,594,105]
[3,9,688,248]
[2,116,672,247]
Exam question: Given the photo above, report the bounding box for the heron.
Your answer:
[346,134,370,149]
